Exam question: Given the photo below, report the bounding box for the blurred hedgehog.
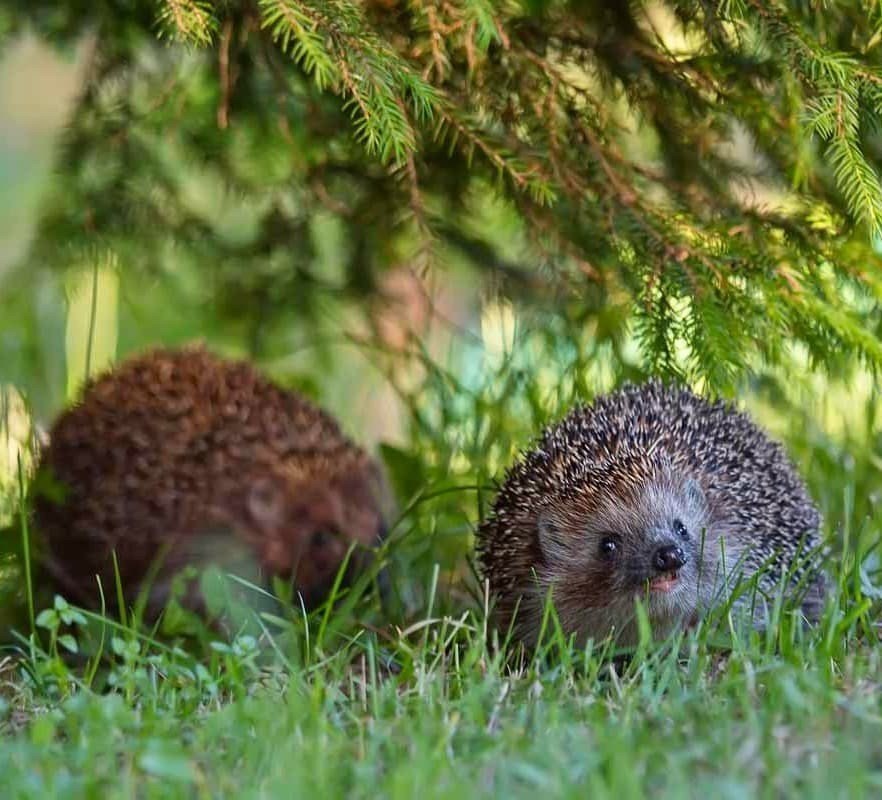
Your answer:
[477,380,826,648]
[33,346,390,618]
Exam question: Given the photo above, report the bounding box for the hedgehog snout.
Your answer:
[653,543,687,573]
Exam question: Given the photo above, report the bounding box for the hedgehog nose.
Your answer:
[654,544,686,573]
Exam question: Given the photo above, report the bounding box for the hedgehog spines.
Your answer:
[477,379,824,646]
[33,345,389,617]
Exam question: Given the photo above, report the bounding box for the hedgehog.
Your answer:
[476,380,826,648]
[32,346,390,619]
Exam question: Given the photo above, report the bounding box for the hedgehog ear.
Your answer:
[247,477,286,529]
[683,478,707,514]
[536,510,570,563]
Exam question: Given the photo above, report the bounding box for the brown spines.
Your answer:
[33,346,388,615]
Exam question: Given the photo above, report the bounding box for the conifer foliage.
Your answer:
[5,1,882,386]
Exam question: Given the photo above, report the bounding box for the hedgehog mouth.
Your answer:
[648,571,680,592]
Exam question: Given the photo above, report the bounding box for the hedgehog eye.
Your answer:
[673,519,689,540]
[311,529,334,549]
[598,535,620,558]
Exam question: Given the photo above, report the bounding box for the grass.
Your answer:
[1,564,882,798]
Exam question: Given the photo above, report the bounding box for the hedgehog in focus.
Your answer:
[477,380,826,648]
[33,346,390,618]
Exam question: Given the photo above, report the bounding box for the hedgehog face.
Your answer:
[535,475,723,645]
[244,471,384,606]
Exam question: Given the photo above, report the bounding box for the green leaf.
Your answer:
[60,607,87,627]
[379,443,424,502]
[35,609,58,631]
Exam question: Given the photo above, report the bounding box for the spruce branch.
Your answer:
[7,0,882,388]
[156,0,218,45]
